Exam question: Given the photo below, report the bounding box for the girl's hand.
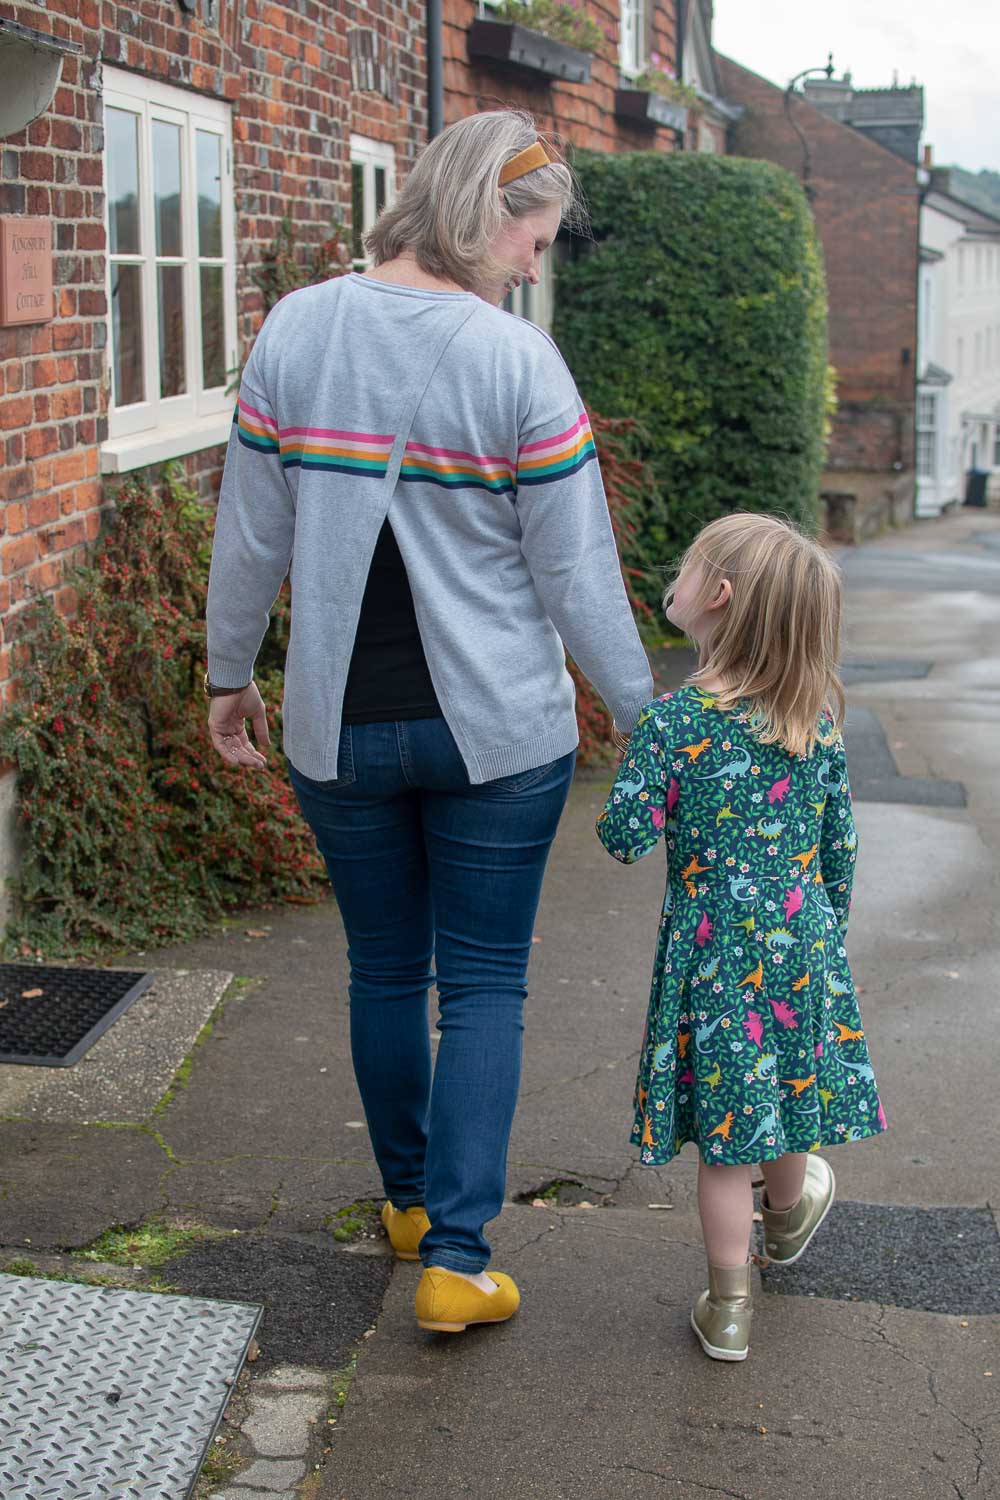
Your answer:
[208,683,270,770]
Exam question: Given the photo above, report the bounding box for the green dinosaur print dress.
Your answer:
[597,686,885,1167]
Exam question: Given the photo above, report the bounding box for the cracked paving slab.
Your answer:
[0,1121,168,1247]
[320,1205,998,1500]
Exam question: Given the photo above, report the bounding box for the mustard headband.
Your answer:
[499,141,553,187]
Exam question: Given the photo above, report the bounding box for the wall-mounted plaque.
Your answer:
[1,216,54,326]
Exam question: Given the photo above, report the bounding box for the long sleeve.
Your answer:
[818,733,858,936]
[515,343,652,734]
[206,359,296,688]
[596,708,671,864]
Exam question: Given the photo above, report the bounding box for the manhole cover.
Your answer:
[0,966,154,1067]
[760,1200,1000,1314]
[0,1274,260,1499]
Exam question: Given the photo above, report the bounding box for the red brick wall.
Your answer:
[0,0,427,706]
[444,0,688,154]
[714,54,919,478]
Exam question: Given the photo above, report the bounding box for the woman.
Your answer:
[205,109,652,1333]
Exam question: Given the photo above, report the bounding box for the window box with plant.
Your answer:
[468,1,601,85]
[615,52,697,133]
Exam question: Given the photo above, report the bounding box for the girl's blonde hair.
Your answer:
[365,109,581,298]
[667,512,845,758]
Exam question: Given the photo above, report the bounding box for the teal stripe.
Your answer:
[280,450,388,475]
[237,428,280,454]
[400,465,513,493]
[520,442,597,481]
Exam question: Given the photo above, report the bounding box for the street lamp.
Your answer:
[784,52,835,200]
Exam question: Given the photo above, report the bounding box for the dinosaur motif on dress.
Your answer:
[598,685,884,1167]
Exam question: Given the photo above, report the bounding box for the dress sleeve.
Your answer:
[206,348,296,688]
[514,338,652,734]
[596,703,673,864]
[818,732,858,936]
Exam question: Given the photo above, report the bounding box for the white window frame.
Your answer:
[350,134,397,271]
[915,391,938,481]
[619,0,646,76]
[101,67,236,472]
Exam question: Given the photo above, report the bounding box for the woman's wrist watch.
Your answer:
[203,671,252,698]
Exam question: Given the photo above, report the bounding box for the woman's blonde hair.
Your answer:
[666,512,845,758]
[365,109,580,297]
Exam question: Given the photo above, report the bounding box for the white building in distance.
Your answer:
[917,171,1000,517]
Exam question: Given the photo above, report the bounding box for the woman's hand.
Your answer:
[208,683,270,770]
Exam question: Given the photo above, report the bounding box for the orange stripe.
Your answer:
[518,432,593,472]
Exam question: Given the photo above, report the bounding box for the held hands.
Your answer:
[208,683,270,770]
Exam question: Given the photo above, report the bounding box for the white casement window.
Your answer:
[350,135,396,271]
[101,68,236,470]
[502,249,555,333]
[619,0,646,74]
[916,393,937,481]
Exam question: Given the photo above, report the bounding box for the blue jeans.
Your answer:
[288,718,575,1273]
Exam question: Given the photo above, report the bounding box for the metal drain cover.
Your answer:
[0,965,154,1066]
[0,1274,261,1499]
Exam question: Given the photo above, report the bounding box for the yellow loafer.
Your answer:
[415,1267,520,1333]
[381,1201,430,1261]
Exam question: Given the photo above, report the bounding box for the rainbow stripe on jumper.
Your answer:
[399,440,515,495]
[235,401,594,493]
[516,414,597,486]
[235,400,394,479]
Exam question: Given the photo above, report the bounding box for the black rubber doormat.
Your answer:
[0,966,154,1067]
[760,1200,1000,1315]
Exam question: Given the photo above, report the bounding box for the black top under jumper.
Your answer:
[341,519,442,724]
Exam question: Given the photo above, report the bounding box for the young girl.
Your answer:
[597,512,885,1362]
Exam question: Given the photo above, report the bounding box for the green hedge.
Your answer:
[555,152,829,606]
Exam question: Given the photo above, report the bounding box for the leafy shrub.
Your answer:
[555,152,829,607]
[571,414,659,765]
[0,466,323,959]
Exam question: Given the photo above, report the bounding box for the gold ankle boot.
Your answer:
[690,1260,753,1362]
[760,1155,835,1265]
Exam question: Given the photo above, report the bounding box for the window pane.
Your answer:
[111,262,144,406]
[351,162,365,261]
[374,165,387,217]
[107,107,141,256]
[196,130,223,258]
[200,265,225,388]
[158,264,186,398]
[153,120,183,258]
[916,431,936,479]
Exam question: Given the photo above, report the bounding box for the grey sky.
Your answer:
[712,0,1000,175]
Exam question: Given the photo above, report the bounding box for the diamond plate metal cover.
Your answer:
[0,1273,262,1499]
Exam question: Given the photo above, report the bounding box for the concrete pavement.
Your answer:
[0,510,998,1499]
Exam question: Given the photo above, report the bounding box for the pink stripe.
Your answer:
[280,424,394,445]
[239,398,278,432]
[518,413,591,458]
[281,435,386,455]
[406,439,515,473]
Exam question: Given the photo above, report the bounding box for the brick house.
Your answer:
[0,0,737,920]
[715,56,924,541]
[0,0,430,919]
